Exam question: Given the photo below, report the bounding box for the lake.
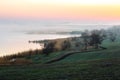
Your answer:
[0,21,112,56]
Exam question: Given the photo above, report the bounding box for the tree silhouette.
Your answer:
[90,30,106,49]
[42,41,56,56]
[81,31,90,50]
[109,32,116,42]
[61,40,71,50]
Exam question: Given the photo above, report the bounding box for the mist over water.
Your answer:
[0,21,113,56]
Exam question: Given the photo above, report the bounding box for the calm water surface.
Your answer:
[0,23,112,56]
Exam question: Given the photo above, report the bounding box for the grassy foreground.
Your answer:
[0,58,120,80]
[0,41,120,80]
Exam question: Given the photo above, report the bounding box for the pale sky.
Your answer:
[0,0,120,23]
[1,0,120,56]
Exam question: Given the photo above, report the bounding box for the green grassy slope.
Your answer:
[57,48,120,63]
[18,41,120,65]
[0,41,120,80]
[26,51,67,64]
[45,41,120,63]
[0,59,120,80]
[29,41,120,64]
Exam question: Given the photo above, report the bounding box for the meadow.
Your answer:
[0,40,120,80]
[0,27,120,80]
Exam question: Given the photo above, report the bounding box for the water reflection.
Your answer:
[0,33,80,56]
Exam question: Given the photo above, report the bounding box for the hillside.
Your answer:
[27,40,120,64]
[0,40,120,80]
[1,27,120,80]
[0,59,120,80]
[55,42,120,63]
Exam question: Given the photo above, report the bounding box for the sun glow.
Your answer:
[0,0,120,21]
[1,0,120,5]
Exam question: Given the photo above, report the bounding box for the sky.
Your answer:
[0,0,119,56]
[0,0,120,24]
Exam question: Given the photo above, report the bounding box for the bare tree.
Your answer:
[90,30,106,49]
[108,32,116,42]
[42,41,56,56]
[81,30,90,50]
[61,40,71,50]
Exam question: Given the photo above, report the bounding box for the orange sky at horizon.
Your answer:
[0,0,120,22]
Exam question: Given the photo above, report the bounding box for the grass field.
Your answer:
[30,41,120,64]
[0,59,120,80]
[0,40,120,80]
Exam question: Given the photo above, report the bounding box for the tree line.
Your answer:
[0,26,119,64]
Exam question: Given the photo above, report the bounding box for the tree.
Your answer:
[90,30,106,49]
[42,41,56,56]
[61,40,71,50]
[90,32,100,49]
[108,32,116,42]
[81,30,90,50]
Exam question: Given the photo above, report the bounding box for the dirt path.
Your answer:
[45,49,105,64]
